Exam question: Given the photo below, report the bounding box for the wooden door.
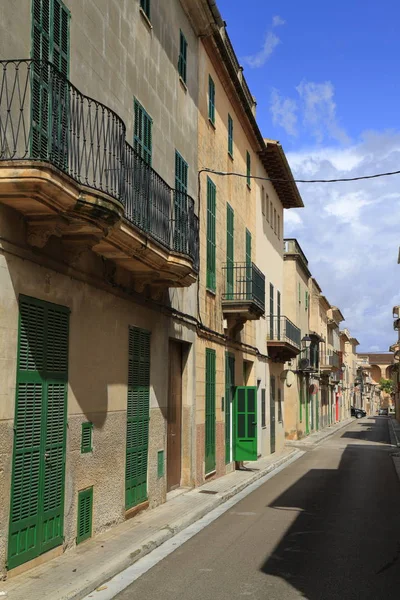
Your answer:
[233,387,257,461]
[167,341,182,491]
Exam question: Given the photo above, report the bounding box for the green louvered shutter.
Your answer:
[178,30,188,83]
[269,283,274,339]
[126,327,151,510]
[206,177,216,291]
[51,0,70,169]
[245,229,252,299]
[226,204,234,299]
[8,296,69,570]
[277,290,281,339]
[225,353,235,463]
[205,349,216,474]
[134,99,152,166]
[174,151,188,254]
[32,0,51,159]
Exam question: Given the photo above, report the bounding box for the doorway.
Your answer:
[167,340,183,491]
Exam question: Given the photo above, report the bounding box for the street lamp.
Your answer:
[301,334,312,349]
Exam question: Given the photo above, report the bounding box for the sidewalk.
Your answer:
[389,415,400,448]
[0,447,303,600]
[285,417,354,448]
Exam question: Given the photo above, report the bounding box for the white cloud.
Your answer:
[270,89,298,136]
[285,131,400,351]
[296,80,350,144]
[369,345,380,351]
[243,16,285,68]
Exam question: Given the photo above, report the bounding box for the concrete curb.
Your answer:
[389,416,400,448]
[286,418,354,449]
[67,449,302,600]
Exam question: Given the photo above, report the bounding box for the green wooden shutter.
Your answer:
[134,99,152,166]
[178,30,188,83]
[206,177,216,291]
[226,204,234,299]
[81,423,93,453]
[31,0,51,159]
[270,376,276,454]
[233,387,257,461]
[140,0,150,19]
[245,229,252,299]
[9,296,69,570]
[225,353,235,463]
[174,151,188,253]
[77,487,93,544]
[269,283,274,339]
[246,151,251,187]
[277,290,281,339]
[126,327,151,510]
[261,388,266,427]
[208,75,215,124]
[205,349,216,474]
[228,114,233,156]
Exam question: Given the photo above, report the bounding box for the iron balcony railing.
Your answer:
[321,350,341,369]
[222,262,265,313]
[283,238,309,267]
[267,316,301,349]
[0,59,198,268]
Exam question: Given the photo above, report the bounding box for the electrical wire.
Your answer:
[199,167,400,184]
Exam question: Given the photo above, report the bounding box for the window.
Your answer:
[261,186,266,215]
[277,290,281,339]
[226,204,234,298]
[278,387,283,423]
[305,291,309,310]
[134,99,152,165]
[178,30,187,83]
[206,177,216,291]
[269,283,274,339]
[208,75,215,125]
[274,208,277,234]
[270,201,273,228]
[261,388,266,427]
[277,214,280,240]
[140,0,150,20]
[174,151,188,252]
[298,282,301,304]
[81,423,93,453]
[266,193,269,222]
[228,114,233,156]
[246,151,251,187]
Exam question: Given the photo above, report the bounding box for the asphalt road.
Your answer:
[115,417,400,600]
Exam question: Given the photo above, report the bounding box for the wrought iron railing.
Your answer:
[222,262,265,313]
[320,350,341,369]
[267,316,301,349]
[0,59,199,268]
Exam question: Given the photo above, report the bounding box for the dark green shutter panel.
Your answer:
[228,114,233,156]
[178,31,187,83]
[270,376,276,454]
[205,349,216,474]
[126,327,151,510]
[269,283,274,338]
[208,75,215,124]
[81,423,93,453]
[245,229,252,298]
[233,387,257,461]
[32,0,51,159]
[246,151,251,187]
[261,388,266,427]
[77,487,93,544]
[157,450,164,478]
[140,0,150,19]
[277,291,281,339]
[174,152,188,254]
[9,296,69,570]
[206,177,216,291]
[225,353,235,463]
[134,99,152,166]
[226,204,234,299]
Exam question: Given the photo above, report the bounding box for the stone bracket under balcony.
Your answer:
[267,316,301,362]
[221,262,265,332]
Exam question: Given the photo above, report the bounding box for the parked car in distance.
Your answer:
[351,406,367,419]
[379,407,389,416]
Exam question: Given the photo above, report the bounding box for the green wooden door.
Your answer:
[8,296,69,570]
[233,387,257,461]
[205,349,216,474]
[226,204,234,299]
[270,376,276,454]
[225,353,235,463]
[125,327,151,510]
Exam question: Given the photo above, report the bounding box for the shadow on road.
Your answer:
[261,419,400,599]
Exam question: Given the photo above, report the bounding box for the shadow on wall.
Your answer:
[260,430,400,599]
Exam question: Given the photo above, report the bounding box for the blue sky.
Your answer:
[217,0,400,352]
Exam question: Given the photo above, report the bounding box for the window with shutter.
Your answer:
[140,0,150,19]
[269,283,274,339]
[246,151,251,187]
[134,99,152,166]
[261,388,266,427]
[31,0,70,162]
[228,114,233,156]
[205,348,216,473]
[208,75,215,125]
[226,204,234,299]
[245,229,252,299]
[8,295,69,569]
[277,290,281,339]
[174,151,188,254]
[225,353,235,464]
[125,327,151,510]
[81,423,93,453]
[178,30,188,83]
[77,487,93,544]
[206,177,216,291]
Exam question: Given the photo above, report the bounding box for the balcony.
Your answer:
[266,316,301,362]
[320,350,341,372]
[221,262,265,329]
[0,59,198,286]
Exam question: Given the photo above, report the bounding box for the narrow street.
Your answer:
[114,417,400,600]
